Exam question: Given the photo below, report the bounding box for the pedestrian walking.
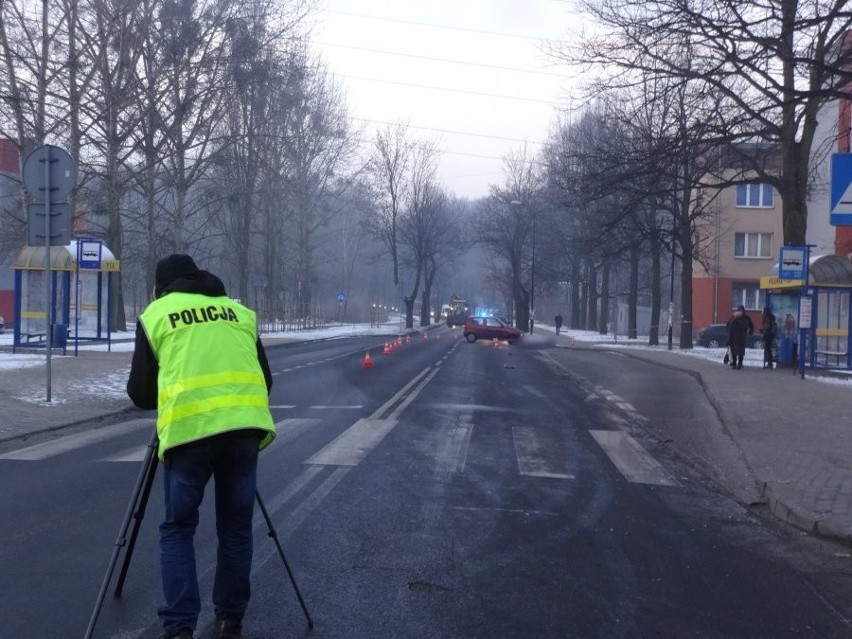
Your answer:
[554,313,563,335]
[127,254,276,639]
[761,307,778,369]
[726,304,754,370]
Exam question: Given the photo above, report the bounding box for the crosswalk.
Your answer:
[0,412,677,487]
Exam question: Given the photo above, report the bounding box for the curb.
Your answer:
[0,405,139,446]
[761,481,852,548]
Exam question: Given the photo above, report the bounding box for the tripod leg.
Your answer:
[114,440,159,596]
[255,491,314,629]
[84,433,158,639]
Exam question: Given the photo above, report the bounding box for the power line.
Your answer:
[326,9,551,41]
[351,136,544,165]
[313,40,569,78]
[351,117,545,146]
[337,73,562,106]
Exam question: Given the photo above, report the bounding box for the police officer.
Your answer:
[127,254,276,639]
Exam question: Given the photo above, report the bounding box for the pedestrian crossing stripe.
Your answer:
[1,418,678,489]
[589,430,678,486]
[0,419,153,461]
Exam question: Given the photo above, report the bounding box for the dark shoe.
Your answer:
[736,364,742,369]
[213,616,243,639]
[160,630,193,639]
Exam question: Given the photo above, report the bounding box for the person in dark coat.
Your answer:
[761,307,777,369]
[726,304,754,369]
[554,313,563,335]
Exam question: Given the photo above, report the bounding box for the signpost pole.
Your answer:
[23,144,77,401]
[43,146,52,401]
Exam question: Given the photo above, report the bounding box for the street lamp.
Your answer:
[530,207,537,334]
[668,212,676,350]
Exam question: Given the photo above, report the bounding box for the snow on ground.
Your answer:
[0,320,849,387]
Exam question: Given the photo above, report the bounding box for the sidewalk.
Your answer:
[0,331,849,548]
[547,329,852,547]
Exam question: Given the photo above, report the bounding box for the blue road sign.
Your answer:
[830,153,852,225]
[779,246,806,280]
[78,239,102,269]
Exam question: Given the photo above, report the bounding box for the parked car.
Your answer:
[695,323,765,349]
[463,316,522,343]
[0,315,4,334]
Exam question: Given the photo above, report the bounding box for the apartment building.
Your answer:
[693,148,784,331]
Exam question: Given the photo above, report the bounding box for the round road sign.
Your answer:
[22,144,77,202]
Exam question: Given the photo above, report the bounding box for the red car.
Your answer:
[463,316,522,343]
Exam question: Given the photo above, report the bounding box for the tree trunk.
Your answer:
[628,247,639,340]
[599,259,610,335]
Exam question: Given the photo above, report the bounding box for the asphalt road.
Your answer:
[1,330,850,638]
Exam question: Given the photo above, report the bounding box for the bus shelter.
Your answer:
[762,253,852,372]
[12,240,119,354]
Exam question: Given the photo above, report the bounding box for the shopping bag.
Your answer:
[723,345,732,364]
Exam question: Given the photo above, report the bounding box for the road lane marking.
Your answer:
[589,430,677,486]
[101,446,148,462]
[306,365,439,466]
[452,506,559,516]
[274,418,322,445]
[430,404,518,413]
[512,426,574,479]
[305,418,397,466]
[0,418,153,461]
[522,385,546,399]
[435,420,473,478]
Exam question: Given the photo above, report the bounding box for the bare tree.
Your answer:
[480,147,544,333]
[559,0,852,246]
[279,50,356,324]
[365,122,413,292]
[397,139,443,329]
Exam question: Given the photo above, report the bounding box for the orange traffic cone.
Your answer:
[383,341,391,355]
[363,351,373,368]
[493,338,499,349]
[397,336,402,347]
[570,337,576,346]
[406,335,411,345]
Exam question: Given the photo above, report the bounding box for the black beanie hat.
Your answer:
[155,254,199,294]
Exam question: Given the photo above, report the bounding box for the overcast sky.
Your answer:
[310,0,584,200]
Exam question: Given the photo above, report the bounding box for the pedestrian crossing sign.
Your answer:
[830,153,852,225]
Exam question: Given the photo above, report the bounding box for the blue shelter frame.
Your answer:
[799,285,850,371]
[11,240,119,354]
[764,253,852,375]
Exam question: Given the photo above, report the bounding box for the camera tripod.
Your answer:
[84,433,313,638]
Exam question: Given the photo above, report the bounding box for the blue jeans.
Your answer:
[158,430,261,634]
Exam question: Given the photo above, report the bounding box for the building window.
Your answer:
[734,232,772,258]
[732,283,765,311]
[736,183,774,208]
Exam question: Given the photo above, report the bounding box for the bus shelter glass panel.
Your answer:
[813,289,850,369]
[17,269,69,344]
[71,270,108,339]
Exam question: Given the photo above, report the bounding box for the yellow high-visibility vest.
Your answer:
[140,292,275,460]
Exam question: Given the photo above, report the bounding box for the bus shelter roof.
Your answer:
[12,240,117,271]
